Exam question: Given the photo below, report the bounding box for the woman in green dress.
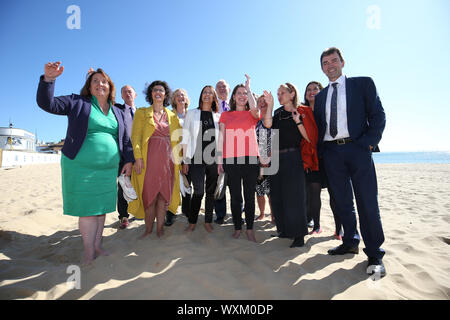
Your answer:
[37,62,134,265]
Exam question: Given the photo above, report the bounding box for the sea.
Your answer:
[372,151,450,164]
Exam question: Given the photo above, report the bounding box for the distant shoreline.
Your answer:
[373,151,450,164]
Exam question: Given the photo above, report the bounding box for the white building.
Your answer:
[0,126,60,167]
[0,127,36,151]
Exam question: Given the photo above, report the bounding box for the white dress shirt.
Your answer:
[125,103,136,117]
[324,74,350,141]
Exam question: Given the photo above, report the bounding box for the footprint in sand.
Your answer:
[23,209,36,215]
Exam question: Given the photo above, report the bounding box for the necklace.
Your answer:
[154,109,164,122]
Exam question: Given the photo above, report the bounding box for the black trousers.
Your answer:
[270,149,308,238]
[188,162,218,224]
[181,173,191,216]
[117,161,129,220]
[224,157,259,230]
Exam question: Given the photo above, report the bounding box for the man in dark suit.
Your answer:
[116,85,137,229]
[313,47,386,278]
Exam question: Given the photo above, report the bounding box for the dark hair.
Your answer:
[144,80,171,107]
[229,84,250,111]
[80,68,116,105]
[303,81,324,106]
[197,85,219,112]
[320,47,344,66]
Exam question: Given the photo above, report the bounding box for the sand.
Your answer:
[0,163,449,300]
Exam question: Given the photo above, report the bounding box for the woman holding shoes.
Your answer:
[181,85,220,233]
[164,88,192,226]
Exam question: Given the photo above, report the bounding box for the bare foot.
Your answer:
[139,229,152,240]
[82,258,94,267]
[82,251,95,266]
[246,230,257,242]
[204,223,213,233]
[95,247,109,258]
[81,259,94,269]
[256,214,264,221]
[232,230,241,239]
[185,224,196,232]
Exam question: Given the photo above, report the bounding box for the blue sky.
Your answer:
[1,0,449,151]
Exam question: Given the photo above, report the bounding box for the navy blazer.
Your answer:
[313,76,386,156]
[36,75,135,163]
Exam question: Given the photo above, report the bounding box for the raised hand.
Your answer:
[244,74,251,91]
[263,90,274,108]
[44,62,64,82]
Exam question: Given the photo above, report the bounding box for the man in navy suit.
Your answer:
[115,85,137,229]
[313,47,386,278]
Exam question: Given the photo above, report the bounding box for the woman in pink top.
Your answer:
[217,75,273,242]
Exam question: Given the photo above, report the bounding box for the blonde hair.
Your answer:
[171,88,190,112]
[279,82,299,107]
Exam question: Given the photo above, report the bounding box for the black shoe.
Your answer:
[290,237,305,248]
[214,218,224,225]
[307,220,314,228]
[165,211,175,226]
[328,244,359,255]
[270,232,292,239]
[367,257,386,278]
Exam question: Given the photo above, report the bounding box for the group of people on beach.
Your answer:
[37,47,387,278]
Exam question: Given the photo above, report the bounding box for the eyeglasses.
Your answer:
[152,88,165,93]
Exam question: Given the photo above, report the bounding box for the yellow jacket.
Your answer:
[128,105,182,219]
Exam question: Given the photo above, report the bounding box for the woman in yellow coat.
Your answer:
[129,80,182,238]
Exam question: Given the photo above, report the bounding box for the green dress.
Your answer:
[61,96,120,217]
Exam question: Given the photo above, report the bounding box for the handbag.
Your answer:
[214,172,227,200]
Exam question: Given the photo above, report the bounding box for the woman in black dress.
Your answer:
[269,83,310,248]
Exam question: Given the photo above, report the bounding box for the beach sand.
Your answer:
[0,163,449,300]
